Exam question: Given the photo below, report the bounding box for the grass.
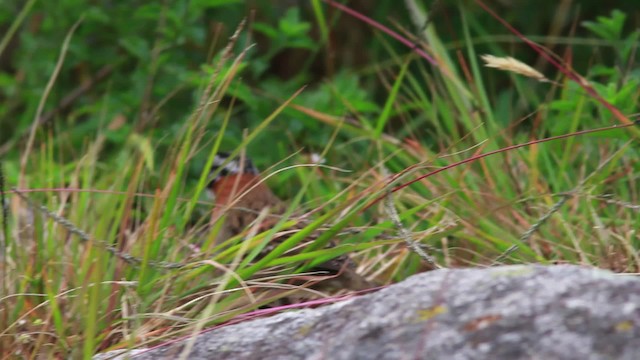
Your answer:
[1,2,639,359]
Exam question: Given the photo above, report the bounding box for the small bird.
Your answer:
[208,152,373,292]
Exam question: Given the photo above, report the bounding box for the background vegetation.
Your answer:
[1,0,639,358]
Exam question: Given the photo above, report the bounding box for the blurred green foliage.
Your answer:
[0,1,638,178]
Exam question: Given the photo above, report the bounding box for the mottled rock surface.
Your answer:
[95,265,640,360]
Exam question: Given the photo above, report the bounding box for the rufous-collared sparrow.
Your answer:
[208,152,373,291]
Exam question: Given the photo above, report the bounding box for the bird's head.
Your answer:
[208,151,260,192]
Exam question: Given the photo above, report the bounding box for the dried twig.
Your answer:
[0,162,7,329]
[595,194,640,211]
[383,189,440,270]
[11,188,187,270]
[0,163,7,254]
[497,149,626,264]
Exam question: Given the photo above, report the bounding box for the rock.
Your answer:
[95,265,640,360]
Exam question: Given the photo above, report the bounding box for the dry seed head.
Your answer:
[481,54,549,82]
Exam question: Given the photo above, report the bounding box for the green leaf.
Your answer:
[375,59,410,138]
[191,0,242,9]
[128,133,155,171]
[278,8,310,37]
[118,36,150,60]
[582,9,626,40]
[252,23,278,39]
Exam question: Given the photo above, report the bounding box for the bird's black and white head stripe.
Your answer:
[210,152,259,184]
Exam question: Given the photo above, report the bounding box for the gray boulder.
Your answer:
[96,265,640,359]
